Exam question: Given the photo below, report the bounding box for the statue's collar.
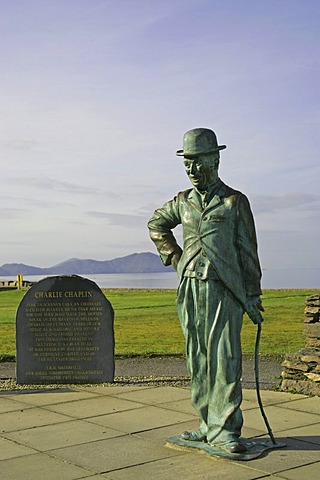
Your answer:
[187,180,228,211]
[195,178,223,200]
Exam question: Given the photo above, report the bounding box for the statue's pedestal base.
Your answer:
[166,436,286,461]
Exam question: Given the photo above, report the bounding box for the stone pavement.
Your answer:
[0,384,319,479]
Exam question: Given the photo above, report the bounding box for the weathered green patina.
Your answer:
[148,128,264,456]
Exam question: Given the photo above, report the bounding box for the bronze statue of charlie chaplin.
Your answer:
[148,128,265,456]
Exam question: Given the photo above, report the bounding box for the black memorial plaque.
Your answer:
[16,275,114,384]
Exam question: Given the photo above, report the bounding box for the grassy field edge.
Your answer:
[0,288,319,360]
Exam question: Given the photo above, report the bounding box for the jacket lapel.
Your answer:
[204,182,228,212]
[205,194,221,210]
[187,189,203,213]
[187,182,228,213]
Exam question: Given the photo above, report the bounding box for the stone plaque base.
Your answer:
[16,275,114,384]
[166,436,286,461]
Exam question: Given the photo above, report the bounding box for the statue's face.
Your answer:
[183,153,219,191]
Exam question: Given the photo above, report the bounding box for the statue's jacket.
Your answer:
[148,181,262,309]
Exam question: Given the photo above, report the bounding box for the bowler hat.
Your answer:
[176,128,226,156]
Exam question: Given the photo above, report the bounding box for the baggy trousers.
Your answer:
[176,276,244,444]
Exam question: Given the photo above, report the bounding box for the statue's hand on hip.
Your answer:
[171,252,182,271]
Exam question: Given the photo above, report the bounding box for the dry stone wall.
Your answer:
[281,294,320,396]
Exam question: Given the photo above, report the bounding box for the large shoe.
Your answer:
[224,441,247,454]
[180,431,206,442]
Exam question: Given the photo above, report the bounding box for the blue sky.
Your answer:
[1,0,319,273]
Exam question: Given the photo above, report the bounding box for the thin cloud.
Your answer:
[0,239,27,246]
[2,139,42,152]
[86,211,147,228]
[251,193,320,214]
[0,207,29,219]
[9,177,98,195]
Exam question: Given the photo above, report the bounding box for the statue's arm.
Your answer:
[147,196,183,268]
[236,194,264,323]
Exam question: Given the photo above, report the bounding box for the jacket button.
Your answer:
[197,272,203,277]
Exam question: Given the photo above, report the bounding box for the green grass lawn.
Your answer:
[0,288,318,360]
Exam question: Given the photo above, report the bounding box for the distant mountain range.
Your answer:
[0,252,173,276]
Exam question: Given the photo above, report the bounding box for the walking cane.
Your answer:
[246,301,277,445]
[254,321,277,445]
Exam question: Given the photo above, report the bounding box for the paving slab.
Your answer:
[0,385,319,479]
[0,436,37,460]
[0,407,72,433]
[0,396,35,413]
[4,419,124,451]
[111,385,190,405]
[277,422,320,446]
[83,476,110,480]
[77,385,152,395]
[50,435,184,473]
[86,476,113,479]
[278,396,320,415]
[0,452,94,480]
[241,399,263,411]
[273,461,320,479]
[243,405,320,433]
[133,419,200,444]
[242,389,307,405]
[44,395,145,418]
[86,404,195,433]
[155,397,199,415]
[2,389,100,406]
[238,436,320,475]
[98,452,267,480]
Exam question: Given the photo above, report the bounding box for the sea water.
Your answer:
[1,269,320,289]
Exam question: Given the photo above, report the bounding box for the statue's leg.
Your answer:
[205,281,244,446]
[177,278,244,446]
[177,277,209,437]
